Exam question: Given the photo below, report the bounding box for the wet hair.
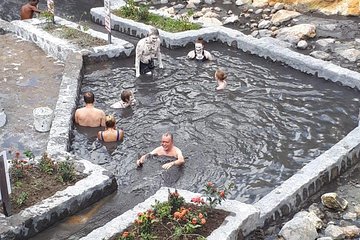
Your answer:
[84,91,95,104]
[195,37,205,46]
[148,27,159,36]
[121,90,133,103]
[105,115,116,128]
[215,69,227,81]
[162,132,173,142]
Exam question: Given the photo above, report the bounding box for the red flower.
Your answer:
[122,231,129,237]
[201,218,206,225]
[198,213,204,219]
[207,182,214,187]
[192,218,197,224]
[219,190,225,198]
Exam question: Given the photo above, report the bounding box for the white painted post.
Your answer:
[104,0,112,44]
[0,151,12,216]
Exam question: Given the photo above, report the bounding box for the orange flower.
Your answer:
[219,190,225,198]
[198,213,204,219]
[173,211,181,219]
[122,231,129,237]
[201,218,206,225]
[137,212,143,217]
[192,218,197,224]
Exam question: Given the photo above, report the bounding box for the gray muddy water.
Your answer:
[35,43,358,240]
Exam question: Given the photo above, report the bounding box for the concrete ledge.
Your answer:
[254,127,360,226]
[10,16,134,61]
[80,187,260,240]
[0,157,118,240]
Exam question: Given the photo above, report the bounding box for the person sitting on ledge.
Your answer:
[187,37,213,61]
[97,115,124,142]
[135,27,163,77]
[20,0,41,20]
[136,132,185,170]
[110,89,136,109]
[75,91,106,127]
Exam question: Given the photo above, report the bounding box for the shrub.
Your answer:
[16,191,28,207]
[57,161,76,183]
[10,151,33,181]
[38,153,56,175]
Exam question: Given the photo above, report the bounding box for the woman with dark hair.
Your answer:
[187,37,213,61]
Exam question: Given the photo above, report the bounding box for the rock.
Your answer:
[252,0,268,8]
[255,9,263,14]
[244,13,251,18]
[235,0,251,6]
[270,26,278,31]
[321,193,348,211]
[275,24,316,45]
[258,29,272,37]
[0,108,6,128]
[310,51,331,60]
[258,19,271,29]
[214,7,221,11]
[297,40,308,49]
[186,2,196,9]
[223,0,232,4]
[325,225,345,239]
[173,4,185,9]
[278,211,318,240]
[203,11,219,18]
[197,16,223,26]
[354,205,360,216]
[227,10,233,14]
[337,48,360,62]
[251,30,259,37]
[160,0,168,4]
[263,8,271,13]
[343,212,357,221]
[317,237,333,240]
[193,11,204,18]
[201,7,212,13]
[223,15,239,24]
[316,38,335,49]
[271,10,301,25]
[342,225,360,238]
[250,23,258,28]
[308,203,325,219]
[273,2,284,10]
[295,211,323,229]
[204,0,215,4]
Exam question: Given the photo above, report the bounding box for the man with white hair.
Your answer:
[135,27,163,77]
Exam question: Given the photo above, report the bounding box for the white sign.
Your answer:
[104,0,111,33]
[0,151,11,201]
[47,0,55,14]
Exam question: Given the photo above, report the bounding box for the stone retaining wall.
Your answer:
[0,158,117,240]
[90,8,360,91]
[11,16,134,62]
[80,187,260,240]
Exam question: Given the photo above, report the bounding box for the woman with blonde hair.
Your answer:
[97,115,124,142]
[215,69,227,90]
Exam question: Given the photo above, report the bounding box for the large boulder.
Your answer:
[321,193,348,211]
[271,10,301,25]
[310,51,331,60]
[197,16,223,26]
[252,0,268,8]
[274,24,316,45]
[324,224,345,239]
[278,211,318,240]
[342,225,360,238]
[337,48,360,62]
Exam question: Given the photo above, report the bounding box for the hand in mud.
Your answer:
[162,161,175,170]
[136,159,143,168]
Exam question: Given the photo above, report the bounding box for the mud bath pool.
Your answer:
[71,43,360,201]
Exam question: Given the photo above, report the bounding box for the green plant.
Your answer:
[13,181,23,189]
[23,150,35,160]
[168,189,185,213]
[202,182,234,208]
[57,161,76,183]
[152,200,171,219]
[10,151,33,181]
[40,10,55,23]
[39,153,56,175]
[16,191,28,207]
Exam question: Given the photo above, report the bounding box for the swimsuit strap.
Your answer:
[101,131,105,141]
[116,130,120,141]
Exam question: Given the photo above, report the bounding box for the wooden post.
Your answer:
[0,154,11,216]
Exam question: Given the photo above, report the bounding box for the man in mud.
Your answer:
[136,132,185,170]
[20,0,41,20]
[75,91,106,127]
[135,27,163,77]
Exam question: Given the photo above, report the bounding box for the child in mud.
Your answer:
[215,69,227,90]
[20,0,41,20]
[110,89,136,109]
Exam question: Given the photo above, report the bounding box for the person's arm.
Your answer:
[162,147,185,170]
[97,131,102,140]
[204,50,213,61]
[136,147,160,166]
[31,5,41,13]
[187,51,195,59]
[74,110,79,124]
[157,40,163,68]
[100,111,106,127]
[135,41,142,77]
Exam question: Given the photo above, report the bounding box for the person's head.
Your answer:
[161,132,174,152]
[148,27,160,44]
[195,37,205,55]
[84,91,95,104]
[105,115,116,129]
[215,69,227,82]
[121,90,133,103]
[29,0,39,6]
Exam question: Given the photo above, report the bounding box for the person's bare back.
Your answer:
[20,0,40,20]
[75,107,105,127]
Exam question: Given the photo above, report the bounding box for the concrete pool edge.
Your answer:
[90,7,360,91]
[0,156,118,240]
[79,187,260,240]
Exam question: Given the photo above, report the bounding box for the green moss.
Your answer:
[113,0,201,33]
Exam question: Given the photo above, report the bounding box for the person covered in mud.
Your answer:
[135,27,163,77]
[97,115,124,142]
[187,37,213,61]
[136,132,185,170]
[110,89,136,109]
[20,0,41,20]
[75,91,106,127]
[215,69,227,90]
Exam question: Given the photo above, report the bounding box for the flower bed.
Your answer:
[113,0,201,33]
[117,183,233,240]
